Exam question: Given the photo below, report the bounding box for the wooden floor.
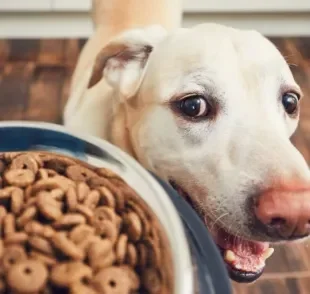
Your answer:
[1,38,310,294]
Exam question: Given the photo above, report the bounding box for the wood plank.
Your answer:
[298,241,310,270]
[0,62,35,120]
[264,245,293,274]
[241,278,301,294]
[26,65,66,123]
[0,40,10,64]
[63,39,80,67]
[263,242,310,275]
[297,277,310,294]
[38,40,65,66]
[234,275,310,294]
[295,38,310,63]
[284,241,310,271]
[0,65,4,84]
[292,39,310,123]
[8,39,40,62]
[285,278,302,294]
[270,37,298,67]
[232,281,246,294]
[269,37,287,55]
[291,131,310,165]
[59,68,73,120]
[78,39,87,51]
[283,38,310,86]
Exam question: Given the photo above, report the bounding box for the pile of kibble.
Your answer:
[0,152,173,294]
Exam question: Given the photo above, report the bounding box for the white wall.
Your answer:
[0,0,310,38]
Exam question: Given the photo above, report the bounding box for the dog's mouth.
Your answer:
[169,180,274,283]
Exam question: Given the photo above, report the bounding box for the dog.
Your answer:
[64,0,310,283]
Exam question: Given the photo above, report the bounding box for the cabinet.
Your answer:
[184,0,310,12]
[0,0,51,11]
[52,0,91,11]
[1,0,309,12]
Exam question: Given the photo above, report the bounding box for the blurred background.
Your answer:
[0,0,310,37]
[0,1,310,293]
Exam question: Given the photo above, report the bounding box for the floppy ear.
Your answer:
[88,25,167,98]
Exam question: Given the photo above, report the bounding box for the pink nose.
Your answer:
[254,185,310,238]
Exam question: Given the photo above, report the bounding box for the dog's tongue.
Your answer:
[214,228,273,272]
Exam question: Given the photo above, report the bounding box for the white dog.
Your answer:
[64,0,310,283]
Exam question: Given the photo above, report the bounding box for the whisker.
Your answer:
[288,63,298,68]
[282,54,296,63]
[211,212,229,230]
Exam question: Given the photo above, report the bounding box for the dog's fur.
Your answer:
[64,0,310,243]
[70,0,182,95]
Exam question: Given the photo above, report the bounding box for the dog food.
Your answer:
[0,152,173,294]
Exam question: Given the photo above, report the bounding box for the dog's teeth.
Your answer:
[224,250,236,262]
[262,248,274,261]
[258,261,266,269]
[234,264,241,270]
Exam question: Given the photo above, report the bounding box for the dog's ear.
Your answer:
[88,25,167,98]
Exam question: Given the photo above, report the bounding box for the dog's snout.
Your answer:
[254,185,310,239]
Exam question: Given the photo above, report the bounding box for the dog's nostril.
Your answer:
[269,217,286,227]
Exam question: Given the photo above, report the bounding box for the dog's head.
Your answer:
[88,24,310,282]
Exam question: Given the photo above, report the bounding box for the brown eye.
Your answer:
[178,95,210,118]
[282,92,299,115]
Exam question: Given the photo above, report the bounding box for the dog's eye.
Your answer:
[282,92,300,115]
[178,95,210,118]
